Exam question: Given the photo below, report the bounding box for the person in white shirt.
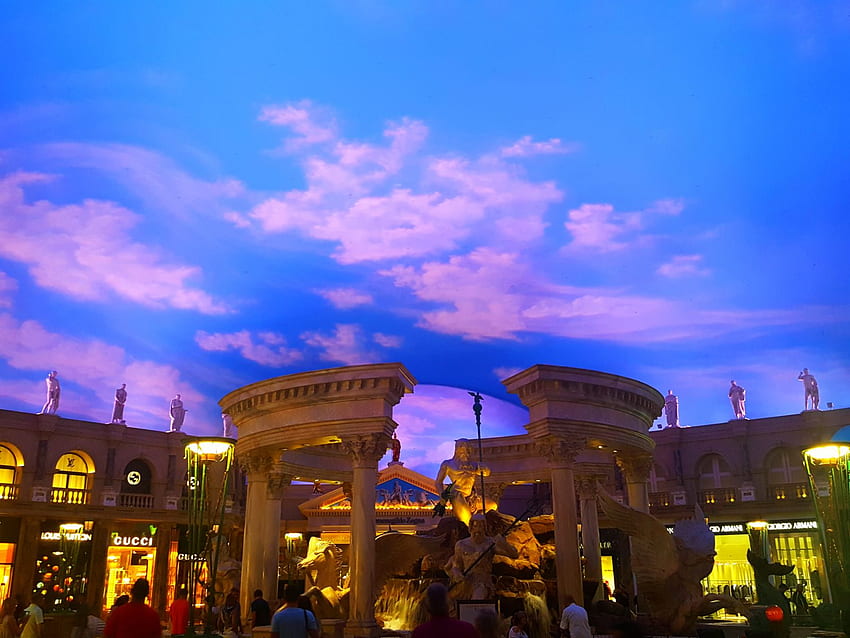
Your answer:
[21,593,44,638]
[560,595,592,638]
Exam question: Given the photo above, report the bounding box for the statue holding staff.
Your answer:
[169,394,187,432]
[111,383,127,424]
[797,368,819,411]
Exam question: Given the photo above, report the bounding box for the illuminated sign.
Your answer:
[127,471,142,486]
[665,519,818,536]
[40,531,92,542]
[767,520,817,531]
[177,553,204,562]
[110,534,154,547]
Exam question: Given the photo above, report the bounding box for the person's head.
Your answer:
[1,598,15,617]
[176,393,181,400]
[130,578,150,602]
[469,514,487,542]
[424,582,451,617]
[474,607,500,638]
[121,383,126,389]
[254,589,263,599]
[30,593,44,606]
[564,594,576,607]
[511,610,527,627]
[176,587,188,599]
[283,584,301,604]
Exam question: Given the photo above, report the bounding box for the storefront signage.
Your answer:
[177,553,204,562]
[665,519,817,536]
[110,534,154,547]
[379,517,426,525]
[40,530,92,542]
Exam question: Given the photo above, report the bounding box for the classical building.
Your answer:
[0,409,241,626]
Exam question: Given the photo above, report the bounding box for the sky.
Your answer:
[1,2,849,478]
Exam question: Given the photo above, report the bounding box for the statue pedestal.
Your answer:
[387,461,404,467]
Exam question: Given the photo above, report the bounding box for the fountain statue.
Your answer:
[597,487,746,634]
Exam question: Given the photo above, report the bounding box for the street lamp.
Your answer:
[184,437,235,637]
[802,440,850,632]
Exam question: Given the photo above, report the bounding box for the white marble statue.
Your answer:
[111,383,127,424]
[728,381,746,420]
[169,394,187,432]
[39,370,61,415]
[664,390,680,427]
[798,369,820,411]
[222,413,234,437]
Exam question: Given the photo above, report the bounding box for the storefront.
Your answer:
[0,517,19,602]
[35,520,93,612]
[698,519,827,608]
[103,524,158,607]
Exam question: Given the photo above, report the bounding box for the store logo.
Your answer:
[111,534,154,547]
[127,471,142,486]
[40,531,92,542]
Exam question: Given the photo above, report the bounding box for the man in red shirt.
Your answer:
[412,583,477,638]
[104,578,162,638]
[169,587,190,636]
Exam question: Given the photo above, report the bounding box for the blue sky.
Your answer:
[1,2,849,476]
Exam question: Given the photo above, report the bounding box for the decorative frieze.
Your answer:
[341,433,390,468]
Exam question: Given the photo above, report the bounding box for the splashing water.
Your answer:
[523,592,552,638]
[375,578,430,631]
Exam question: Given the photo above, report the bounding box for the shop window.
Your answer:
[765,448,808,500]
[52,453,93,504]
[0,444,22,500]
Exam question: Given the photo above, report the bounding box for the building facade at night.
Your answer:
[0,409,242,622]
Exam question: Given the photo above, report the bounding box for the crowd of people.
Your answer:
[0,579,648,638]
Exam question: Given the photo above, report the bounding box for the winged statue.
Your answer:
[596,486,747,633]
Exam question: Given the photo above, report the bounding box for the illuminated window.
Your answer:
[52,453,92,503]
[0,445,20,499]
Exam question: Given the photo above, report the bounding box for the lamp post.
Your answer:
[802,443,850,632]
[184,437,235,637]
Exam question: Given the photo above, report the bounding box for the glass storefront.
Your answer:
[34,521,92,612]
[0,517,19,602]
[103,528,157,608]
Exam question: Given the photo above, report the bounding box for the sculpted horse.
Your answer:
[300,536,350,619]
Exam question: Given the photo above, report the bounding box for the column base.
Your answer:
[344,620,380,638]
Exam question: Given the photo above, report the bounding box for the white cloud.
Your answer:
[300,324,379,365]
[373,332,403,348]
[259,100,338,149]
[493,366,523,380]
[195,330,302,367]
[0,172,229,314]
[0,272,17,308]
[501,135,580,158]
[316,287,374,309]
[563,199,685,253]
[0,313,204,424]
[657,254,711,278]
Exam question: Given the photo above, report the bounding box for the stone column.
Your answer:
[616,455,653,513]
[87,521,112,613]
[576,475,603,600]
[341,433,390,638]
[537,437,585,611]
[239,453,272,616]
[151,523,173,616]
[261,467,290,603]
[12,517,41,597]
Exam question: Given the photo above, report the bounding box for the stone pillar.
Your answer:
[151,523,173,616]
[537,437,584,610]
[12,517,41,597]
[576,475,603,600]
[341,433,389,638]
[239,453,272,616]
[87,521,112,613]
[261,467,290,603]
[616,455,653,514]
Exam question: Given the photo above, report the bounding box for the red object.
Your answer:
[169,596,189,635]
[764,606,784,622]
[104,601,162,638]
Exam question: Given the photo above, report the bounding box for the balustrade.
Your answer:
[699,488,737,505]
[118,493,154,508]
[50,487,90,504]
[0,483,19,500]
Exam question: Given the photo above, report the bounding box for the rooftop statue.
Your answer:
[728,380,746,420]
[597,487,746,634]
[111,384,127,424]
[797,368,820,411]
[664,390,679,427]
[434,438,494,526]
[222,413,234,437]
[39,370,60,415]
[390,430,402,464]
[169,394,186,432]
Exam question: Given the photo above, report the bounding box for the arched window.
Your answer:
[0,444,21,499]
[765,448,808,500]
[52,452,92,504]
[119,459,154,507]
[697,454,736,505]
[648,463,670,507]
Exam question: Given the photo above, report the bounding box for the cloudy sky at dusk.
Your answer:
[2,2,849,476]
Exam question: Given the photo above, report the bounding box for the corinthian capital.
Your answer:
[615,454,654,483]
[266,467,293,499]
[534,436,586,467]
[575,474,604,500]
[341,433,390,467]
[240,452,272,477]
